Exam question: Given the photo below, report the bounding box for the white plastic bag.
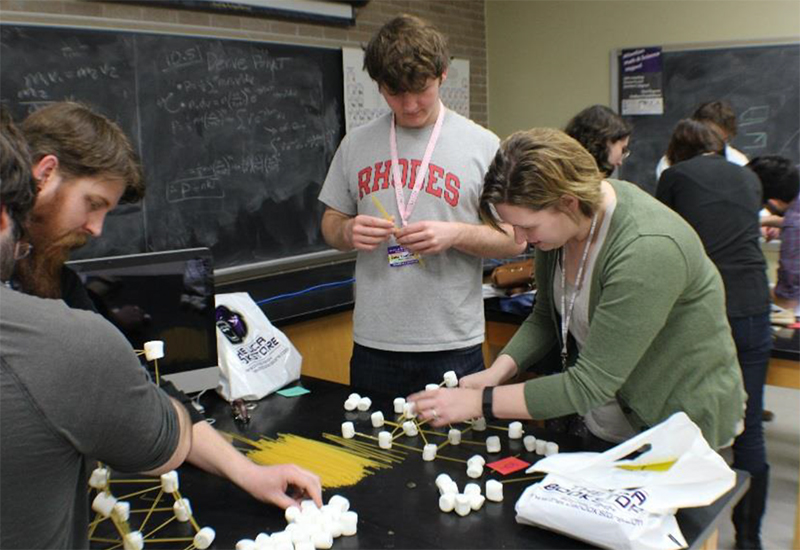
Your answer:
[214,292,301,401]
[515,412,736,550]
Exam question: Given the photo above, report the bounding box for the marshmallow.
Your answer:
[425,383,439,392]
[173,498,192,522]
[439,493,455,513]
[443,370,458,388]
[472,417,487,431]
[403,402,417,419]
[143,340,165,360]
[545,441,559,456]
[113,501,130,522]
[357,397,372,411]
[300,499,318,513]
[295,541,315,550]
[440,479,459,495]
[435,473,453,491]
[328,494,350,513]
[323,517,343,538]
[371,411,385,428]
[523,435,537,452]
[312,531,333,549]
[340,510,358,536]
[467,463,483,479]
[92,492,117,517]
[291,528,311,544]
[467,454,486,467]
[464,482,481,496]
[343,398,358,411]
[274,542,294,550]
[123,531,144,550]
[535,439,548,455]
[448,428,461,445]
[236,540,256,550]
[378,430,392,449]
[160,470,179,493]
[508,421,524,439]
[255,533,271,545]
[402,420,418,436]
[469,494,486,511]
[393,397,406,414]
[341,421,355,439]
[348,393,361,401]
[89,467,110,489]
[455,493,471,516]
[486,479,504,502]
[194,527,216,549]
[285,504,301,523]
[271,531,292,545]
[422,443,437,461]
[486,435,501,453]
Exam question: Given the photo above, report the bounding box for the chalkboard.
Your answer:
[617,43,800,195]
[0,24,344,270]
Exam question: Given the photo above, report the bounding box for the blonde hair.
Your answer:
[480,128,604,229]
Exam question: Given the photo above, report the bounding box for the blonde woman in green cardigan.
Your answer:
[409,128,744,451]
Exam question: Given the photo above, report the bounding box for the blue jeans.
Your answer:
[729,312,772,476]
[350,343,485,396]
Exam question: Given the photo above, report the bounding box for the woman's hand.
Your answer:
[407,387,482,428]
[459,354,518,389]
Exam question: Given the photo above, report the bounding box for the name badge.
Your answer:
[387,245,419,267]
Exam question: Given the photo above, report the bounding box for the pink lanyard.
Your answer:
[389,101,446,227]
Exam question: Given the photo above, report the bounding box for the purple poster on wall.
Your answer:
[620,47,664,115]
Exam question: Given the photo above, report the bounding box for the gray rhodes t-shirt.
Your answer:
[319,110,499,351]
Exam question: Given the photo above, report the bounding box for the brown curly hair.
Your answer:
[564,105,632,176]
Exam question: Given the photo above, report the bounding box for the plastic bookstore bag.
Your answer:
[215,292,301,401]
[515,412,736,550]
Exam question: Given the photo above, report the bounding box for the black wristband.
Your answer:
[482,386,496,421]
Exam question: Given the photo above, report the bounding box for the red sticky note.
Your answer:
[788,322,800,329]
[486,456,530,475]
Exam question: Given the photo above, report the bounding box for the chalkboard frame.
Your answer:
[609,37,800,194]
[0,20,351,284]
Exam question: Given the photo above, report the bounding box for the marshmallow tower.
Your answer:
[378,430,392,449]
[341,421,355,439]
[443,370,458,387]
[370,411,385,428]
[523,435,537,452]
[448,428,461,445]
[486,479,504,502]
[422,443,437,461]
[143,340,165,360]
[393,397,406,414]
[508,421,524,439]
[486,436,501,453]
[194,527,216,549]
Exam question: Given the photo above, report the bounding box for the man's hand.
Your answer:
[237,462,323,510]
[349,215,396,251]
[395,220,461,254]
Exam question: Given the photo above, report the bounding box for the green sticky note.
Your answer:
[276,386,310,398]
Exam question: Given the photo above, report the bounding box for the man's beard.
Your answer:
[15,232,89,299]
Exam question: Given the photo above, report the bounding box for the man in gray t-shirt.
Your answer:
[0,109,191,549]
[319,15,524,395]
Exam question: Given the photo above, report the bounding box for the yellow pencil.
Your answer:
[370,195,425,268]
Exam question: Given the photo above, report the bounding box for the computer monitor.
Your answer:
[66,248,219,393]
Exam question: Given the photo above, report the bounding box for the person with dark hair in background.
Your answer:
[319,14,524,396]
[656,100,749,178]
[748,155,800,315]
[1,107,193,548]
[14,101,323,511]
[657,118,771,550]
[564,104,632,176]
